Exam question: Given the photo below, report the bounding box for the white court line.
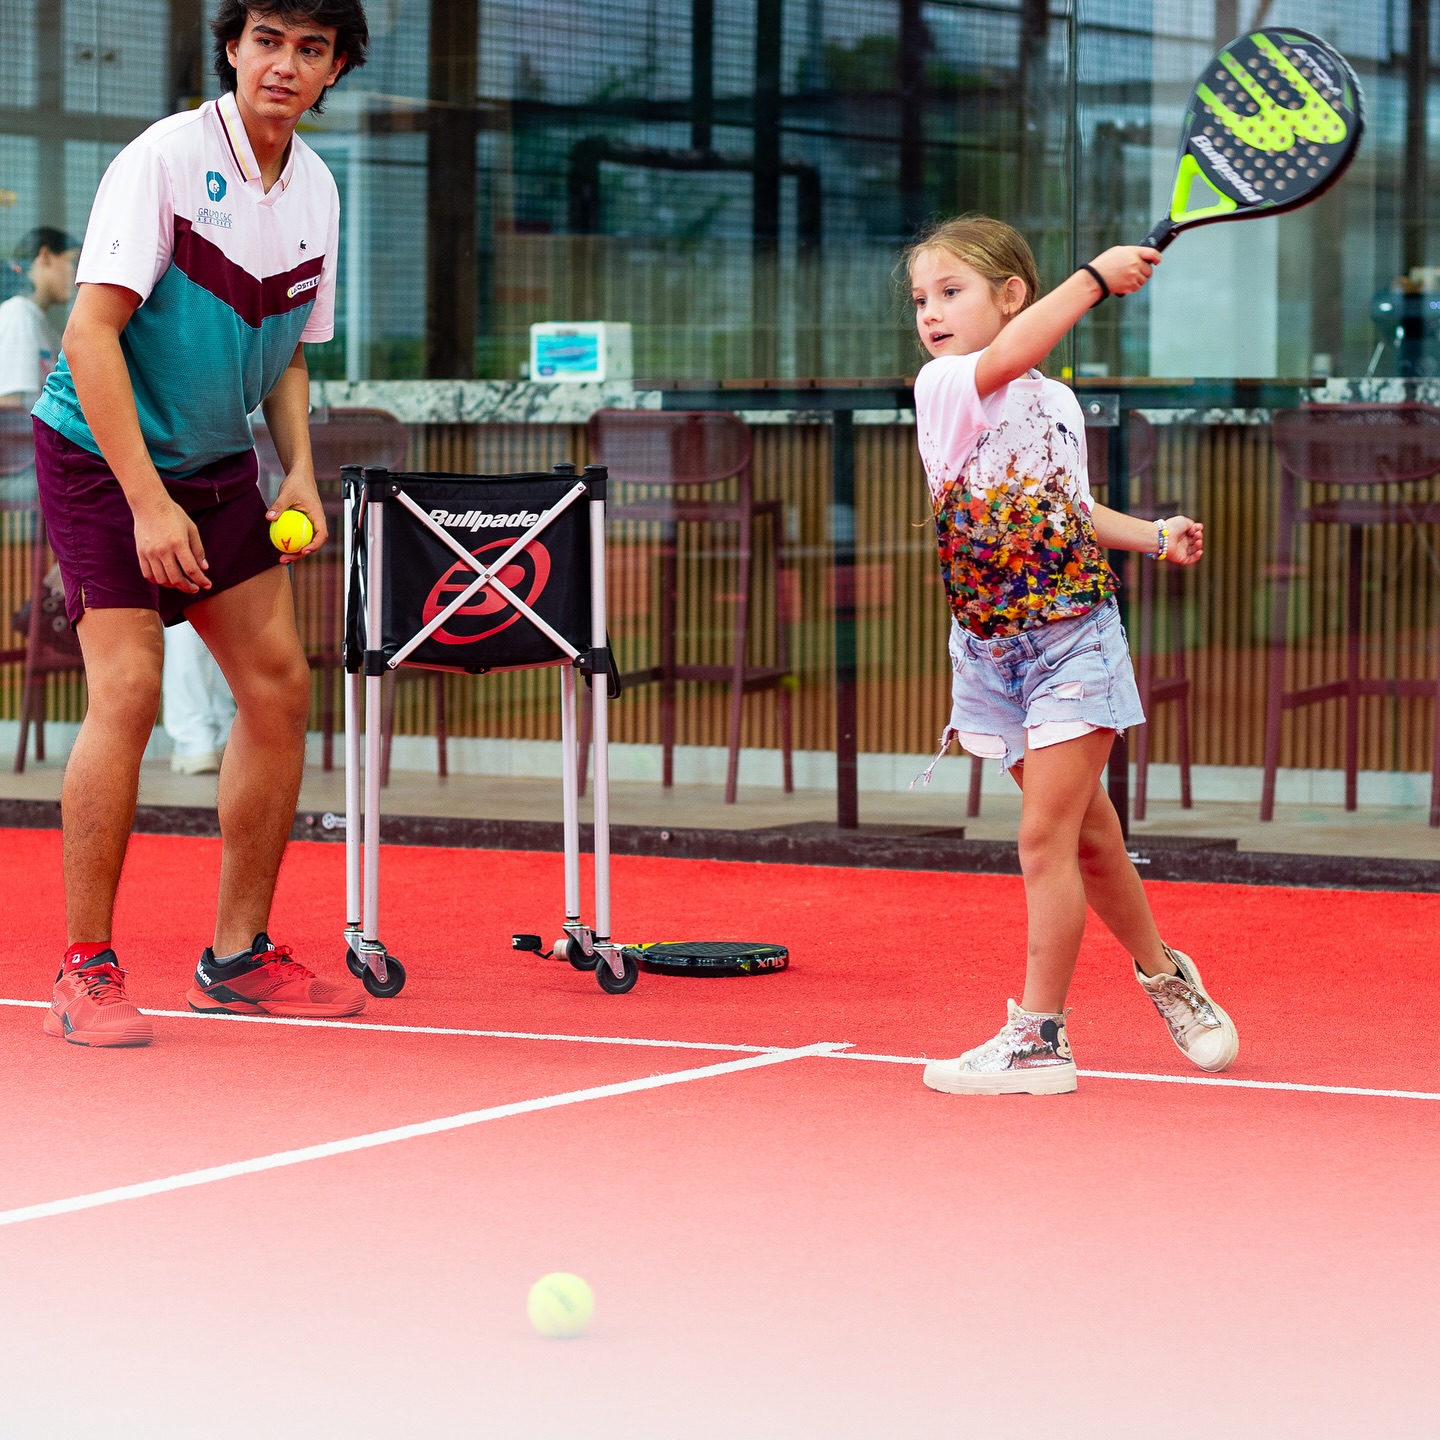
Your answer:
[0,1041,846,1230]
[831,1051,1440,1101]
[0,997,779,1054]
[4,997,1437,1103]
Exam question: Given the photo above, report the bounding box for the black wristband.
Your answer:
[1081,263,1110,306]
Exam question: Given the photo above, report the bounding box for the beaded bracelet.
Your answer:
[1151,519,1171,561]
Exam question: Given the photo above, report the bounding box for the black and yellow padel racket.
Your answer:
[1141,27,1363,253]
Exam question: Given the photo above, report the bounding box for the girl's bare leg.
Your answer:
[1072,779,1176,978]
[1010,728,1175,1014]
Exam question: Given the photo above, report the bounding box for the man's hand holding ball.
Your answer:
[266,474,326,563]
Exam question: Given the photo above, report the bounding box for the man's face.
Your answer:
[226,11,345,125]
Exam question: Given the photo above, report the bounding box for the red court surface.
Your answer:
[1,828,1436,1438]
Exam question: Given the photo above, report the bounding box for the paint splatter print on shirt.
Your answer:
[913,353,1116,639]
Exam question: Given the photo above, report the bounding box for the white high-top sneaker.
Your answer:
[923,1000,1078,1095]
[1135,946,1239,1072]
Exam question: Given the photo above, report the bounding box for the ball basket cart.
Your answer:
[341,459,641,994]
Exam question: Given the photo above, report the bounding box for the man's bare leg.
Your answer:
[64,609,165,943]
[186,567,311,955]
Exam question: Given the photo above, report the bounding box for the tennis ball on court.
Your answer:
[527,1272,594,1338]
[269,508,314,553]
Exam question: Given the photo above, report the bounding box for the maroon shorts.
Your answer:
[33,419,280,627]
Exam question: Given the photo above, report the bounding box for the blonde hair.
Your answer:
[901,214,1042,314]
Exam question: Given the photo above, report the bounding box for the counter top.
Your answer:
[309,375,1440,426]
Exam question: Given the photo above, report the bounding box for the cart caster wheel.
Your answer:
[361,955,407,998]
[595,951,639,994]
[345,947,365,978]
[556,936,598,971]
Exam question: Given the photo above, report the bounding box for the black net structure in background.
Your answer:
[0,1,1416,381]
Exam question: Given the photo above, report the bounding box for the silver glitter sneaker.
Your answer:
[923,1000,1078,1095]
[1135,946,1239,1073]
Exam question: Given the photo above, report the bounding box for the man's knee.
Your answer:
[78,615,164,738]
[238,647,312,732]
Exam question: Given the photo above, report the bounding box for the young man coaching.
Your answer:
[32,1,371,1046]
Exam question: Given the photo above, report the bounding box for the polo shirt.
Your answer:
[34,91,338,479]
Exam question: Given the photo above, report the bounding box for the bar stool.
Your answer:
[2,412,84,773]
[10,508,87,773]
[1109,414,1194,819]
[256,408,426,782]
[964,412,1192,818]
[582,410,793,804]
[1262,403,1440,825]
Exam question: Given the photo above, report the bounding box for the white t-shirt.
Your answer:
[913,351,1116,639]
[0,295,59,406]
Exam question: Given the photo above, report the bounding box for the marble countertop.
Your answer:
[309,376,1440,427]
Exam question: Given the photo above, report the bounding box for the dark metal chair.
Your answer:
[582,410,793,804]
[3,411,85,773]
[1263,404,1440,825]
[964,412,1192,819]
[255,408,426,782]
[1101,414,1193,820]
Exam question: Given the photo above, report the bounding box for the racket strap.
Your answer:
[1080,263,1110,307]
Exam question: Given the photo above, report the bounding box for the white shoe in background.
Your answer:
[170,747,222,775]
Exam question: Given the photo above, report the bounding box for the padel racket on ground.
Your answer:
[1142,27,1363,253]
[623,940,789,977]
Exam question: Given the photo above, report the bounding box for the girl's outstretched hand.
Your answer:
[1166,516,1204,565]
[1090,246,1162,296]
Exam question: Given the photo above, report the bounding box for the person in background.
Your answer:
[1,229,80,505]
[163,621,238,774]
[0,228,80,413]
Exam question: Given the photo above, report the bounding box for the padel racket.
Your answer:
[623,940,789,977]
[1141,27,1363,253]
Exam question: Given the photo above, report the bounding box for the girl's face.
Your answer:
[910,247,1024,359]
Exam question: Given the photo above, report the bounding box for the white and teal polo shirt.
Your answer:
[35,91,338,479]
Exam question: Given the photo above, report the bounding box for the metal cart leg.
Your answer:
[350,479,406,998]
[343,484,364,971]
[559,664,582,928]
[588,490,635,992]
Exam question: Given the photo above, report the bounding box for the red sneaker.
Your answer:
[44,948,154,1048]
[186,933,366,1018]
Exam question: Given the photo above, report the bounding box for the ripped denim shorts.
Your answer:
[946,598,1144,773]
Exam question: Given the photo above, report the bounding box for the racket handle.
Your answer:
[1140,218,1179,252]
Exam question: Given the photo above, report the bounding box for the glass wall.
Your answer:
[5,0,1440,852]
[4,1,1430,383]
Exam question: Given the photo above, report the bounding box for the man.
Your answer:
[0,228,80,415]
[31,1,371,1047]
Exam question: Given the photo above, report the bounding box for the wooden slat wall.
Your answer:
[7,420,1440,779]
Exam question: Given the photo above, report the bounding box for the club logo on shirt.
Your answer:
[286,275,320,300]
[205,171,227,203]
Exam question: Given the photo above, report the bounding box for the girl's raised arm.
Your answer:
[974,245,1162,398]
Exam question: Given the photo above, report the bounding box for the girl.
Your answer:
[907,215,1238,1095]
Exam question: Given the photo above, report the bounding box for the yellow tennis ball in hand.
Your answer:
[269,508,315,554]
[527,1272,594,1338]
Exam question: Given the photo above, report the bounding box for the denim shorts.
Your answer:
[947,598,1144,772]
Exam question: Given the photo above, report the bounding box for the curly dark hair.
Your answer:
[211,1,369,115]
